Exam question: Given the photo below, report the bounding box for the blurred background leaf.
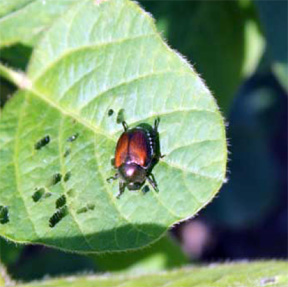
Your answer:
[255,0,288,92]
[202,70,286,228]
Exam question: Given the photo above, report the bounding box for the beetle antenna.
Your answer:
[122,121,128,131]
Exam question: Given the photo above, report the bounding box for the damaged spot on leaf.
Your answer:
[67,189,75,198]
[0,205,9,224]
[77,203,95,214]
[63,148,71,158]
[50,173,62,186]
[32,188,45,202]
[55,195,66,209]
[35,135,50,150]
[49,206,68,228]
[67,133,79,142]
[63,171,71,182]
[116,108,125,124]
[108,109,114,116]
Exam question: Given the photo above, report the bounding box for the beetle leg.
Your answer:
[122,121,128,131]
[106,173,119,183]
[154,117,160,132]
[141,185,150,195]
[110,158,115,166]
[116,181,126,199]
[147,173,159,192]
[153,117,165,159]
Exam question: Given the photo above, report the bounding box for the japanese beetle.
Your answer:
[107,118,162,198]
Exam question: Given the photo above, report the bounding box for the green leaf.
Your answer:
[16,261,288,287]
[0,0,227,253]
[0,0,79,48]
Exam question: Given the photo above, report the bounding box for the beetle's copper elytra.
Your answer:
[107,118,162,198]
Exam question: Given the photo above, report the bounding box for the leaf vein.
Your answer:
[57,114,94,250]
[79,70,183,113]
[13,93,39,238]
[160,160,223,182]
[165,139,222,156]
[33,33,156,81]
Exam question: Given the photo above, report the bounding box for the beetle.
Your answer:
[107,117,162,198]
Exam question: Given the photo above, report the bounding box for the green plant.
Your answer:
[0,0,227,252]
[0,0,287,285]
[7,261,288,287]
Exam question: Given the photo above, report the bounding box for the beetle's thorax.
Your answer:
[118,162,146,190]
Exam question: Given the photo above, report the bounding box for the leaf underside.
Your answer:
[0,0,227,252]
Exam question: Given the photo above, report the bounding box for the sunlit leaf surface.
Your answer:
[0,0,227,252]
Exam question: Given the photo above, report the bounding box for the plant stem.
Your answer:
[0,62,31,89]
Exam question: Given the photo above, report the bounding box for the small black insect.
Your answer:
[107,117,163,198]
